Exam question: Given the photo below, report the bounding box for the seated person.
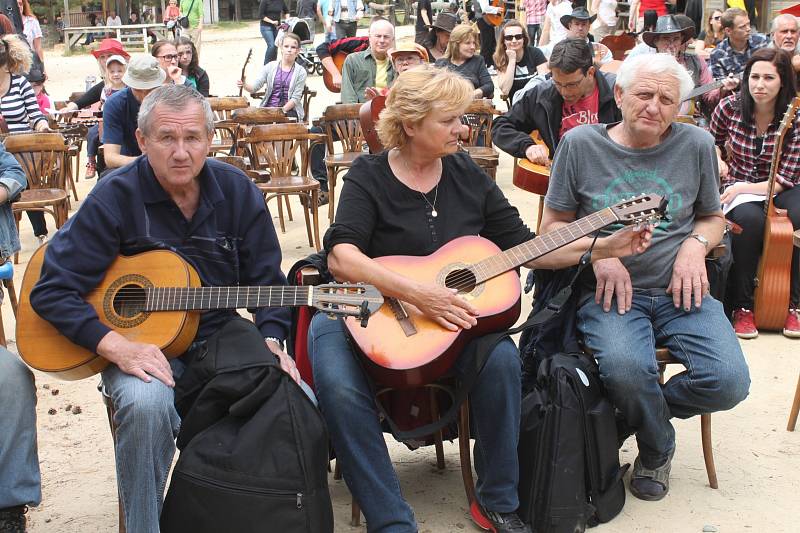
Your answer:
[102,55,164,170]
[694,9,725,54]
[435,23,494,99]
[151,40,188,85]
[315,34,369,91]
[421,11,457,62]
[30,85,298,533]
[308,64,652,533]
[176,37,210,97]
[768,14,800,75]
[492,38,621,166]
[163,0,181,29]
[709,8,768,79]
[364,40,429,100]
[493,20,548,104]
[541,53,750,502]
[636,15,739,115]
[709,48,800,339]
[0,145,40,533]
[341,17,395,104]
[239,32,307,120]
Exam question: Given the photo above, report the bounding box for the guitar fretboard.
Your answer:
[143,286,312,311]
[470,208,617,284]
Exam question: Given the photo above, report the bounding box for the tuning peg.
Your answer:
[359,301,370,328]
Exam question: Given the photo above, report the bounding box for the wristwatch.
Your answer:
[689,233,709,249]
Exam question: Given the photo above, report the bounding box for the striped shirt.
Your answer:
[709,94,800,189]
[1,75,47,133]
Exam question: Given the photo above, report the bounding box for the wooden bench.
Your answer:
[63,24,171,55]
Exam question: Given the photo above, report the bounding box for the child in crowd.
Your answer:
[27,67,51,116]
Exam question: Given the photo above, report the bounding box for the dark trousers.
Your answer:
[477,18,496,69]
[87,124,100,158]
[309,125,335,192]
[726,185,800,309]
[335,20,357,39]
[27,212,47,237]
[527,24,541,46]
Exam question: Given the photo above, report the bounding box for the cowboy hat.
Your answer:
[91,38,130,60]
[431,12,458,33]
[560,6,596,28]
[642,15,695,48]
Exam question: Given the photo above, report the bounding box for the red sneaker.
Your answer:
[733,308,758,339]
[784,309,800,338]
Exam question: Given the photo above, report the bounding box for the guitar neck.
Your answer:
[472,208,618,283]
[683,73,742,102]
[144,286,312,311]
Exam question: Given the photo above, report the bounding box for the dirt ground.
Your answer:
[4,21,799,533]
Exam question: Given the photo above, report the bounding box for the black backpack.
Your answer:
[160,319,334,533]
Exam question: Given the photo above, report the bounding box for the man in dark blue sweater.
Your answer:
[30,85,298,533]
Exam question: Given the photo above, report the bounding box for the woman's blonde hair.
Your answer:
[0,34,33,75]
[444,23,480,61]
[376,64,473,149]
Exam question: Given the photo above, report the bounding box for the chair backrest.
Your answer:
[302,87,316,125]
[231,107,294,126]
[208,96,249,121]
[212,155,249,171]
[241,123,314,177]
[320,103,364,153]
[4,133,68,190]
[461,98,498,146]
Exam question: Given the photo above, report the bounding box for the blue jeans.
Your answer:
[308,314,521,532]
[577,291,750,466]
[260,23,279,64]
[0,348,40,508]
[100,358,185,533]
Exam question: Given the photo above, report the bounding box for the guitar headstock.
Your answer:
[777,96,800,143]
[610,194,668,225]
[312,284,384,326]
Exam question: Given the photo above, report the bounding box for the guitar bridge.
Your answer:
[387,297,417,337]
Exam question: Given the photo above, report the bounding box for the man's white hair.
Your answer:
[615,53,694,101]
[771,14,799,33]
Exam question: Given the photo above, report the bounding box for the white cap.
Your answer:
[106,54,128,67]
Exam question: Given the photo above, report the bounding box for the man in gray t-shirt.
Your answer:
[541,53,749,503]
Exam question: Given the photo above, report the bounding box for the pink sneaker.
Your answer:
[733,308,758,339]
[784,309,800,339]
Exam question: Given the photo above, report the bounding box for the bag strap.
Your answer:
[379,249,595,441]
[185,0,196,18]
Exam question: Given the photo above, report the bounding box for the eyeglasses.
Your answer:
[503,34,524,41]
[157,54,178,61]
[553,74,587,90]
[393,55,422,65]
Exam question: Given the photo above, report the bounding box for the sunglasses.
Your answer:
[504,33,524,41]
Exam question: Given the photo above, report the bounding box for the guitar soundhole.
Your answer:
[444,269,476,294]
[113,284,146,318]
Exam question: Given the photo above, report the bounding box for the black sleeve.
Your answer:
[480,180,536,250]
[492,87,541,158]
[258,0,269,20]
[316,40,331,58]
[474,57,494,98]
[73,81,104,108]
[196,68,210,97]
[322,158,379,254]
[529,46,546,68]
[697,29,707,40]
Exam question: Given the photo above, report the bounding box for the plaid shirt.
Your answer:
[709,34,769,79]
[709,95,800,189]
[524,0,547,25]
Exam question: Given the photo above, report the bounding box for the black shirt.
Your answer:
[416,0,433,32]
[508,46,547,104]
[259,0,288,25]
[324,151,534,258]
[297,0,317,19]
[435,55,494,98]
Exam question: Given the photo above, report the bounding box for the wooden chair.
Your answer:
[320,103,366,223]
[600,33,637,60]
[53,121,89,203]
[5,133,70,263]
[788,230,800,432]
[212,155,249,171]
[250,85,317,126]
[240,124,324,249]
[207,96,249,156]
[460,98,500,180]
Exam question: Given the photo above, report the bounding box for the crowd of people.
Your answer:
[2,2,800,533]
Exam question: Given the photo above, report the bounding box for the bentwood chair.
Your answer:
[249,86,317,126]
[460,98,500,180]
[320,103,366,223]
[207,96,249,156]
[4,133,70,263]
[240,123,324,249]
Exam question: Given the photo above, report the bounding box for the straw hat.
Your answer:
[388,42,430,62]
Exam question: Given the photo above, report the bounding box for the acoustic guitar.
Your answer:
[482,0,506,27]
[322,51,348,93]
[344,194,667,388]
[359,94,387,153]
[17,246,383,380]
[753,96,800,330]
[682,72,743,102]
[513,132,550,195]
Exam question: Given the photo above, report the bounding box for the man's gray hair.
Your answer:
[771,13,799,33]
[137,84,214,136]
[615,53,694,101]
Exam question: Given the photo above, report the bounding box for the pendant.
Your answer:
[431,210,438,218]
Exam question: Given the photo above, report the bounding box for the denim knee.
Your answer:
[0,349,35,403]
[111,377,176,435]
[597,351,658,396]
[708,362,750,411]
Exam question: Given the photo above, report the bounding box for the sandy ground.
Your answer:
[4,21,800,533]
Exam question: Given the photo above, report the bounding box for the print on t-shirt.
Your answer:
[560,86,600,136]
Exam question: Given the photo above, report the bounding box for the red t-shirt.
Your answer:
[640,0,668,17]
[560,86,600,136]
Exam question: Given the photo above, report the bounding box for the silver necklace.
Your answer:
[401,152,440,217]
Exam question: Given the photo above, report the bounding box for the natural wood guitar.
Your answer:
[513,132,550,195]
[344,194,667,388]
[322,51,348,93]
[754,97,800,330]
[482,0,506,27]
[17,246,383,380]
